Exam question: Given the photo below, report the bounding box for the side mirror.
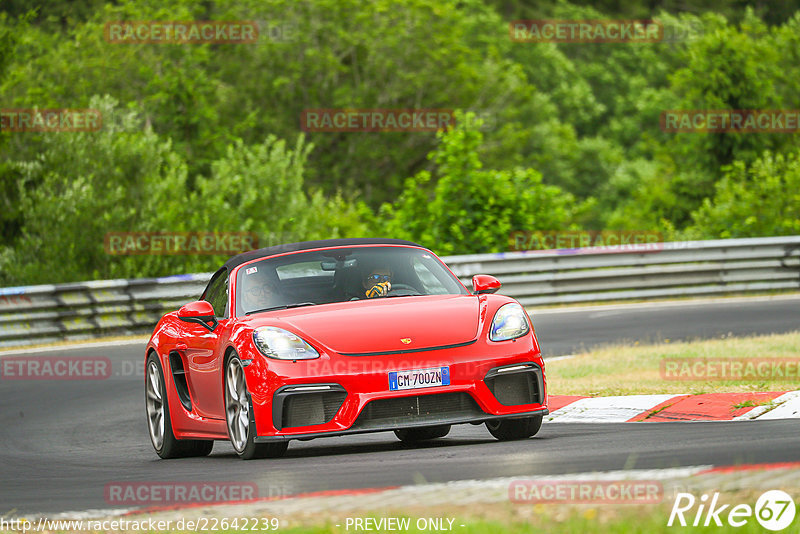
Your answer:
[178,300,218,331]
[472,274,501,295]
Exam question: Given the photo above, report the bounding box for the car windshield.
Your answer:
[235,246,468,316]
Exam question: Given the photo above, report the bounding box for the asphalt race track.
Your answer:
[533,295,800,356]
[1,296,799,515]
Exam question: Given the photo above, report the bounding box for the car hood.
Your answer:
[261,295,481,355]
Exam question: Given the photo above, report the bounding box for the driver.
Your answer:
[362,267,392,298]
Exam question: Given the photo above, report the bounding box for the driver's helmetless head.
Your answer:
[362,267,392,289]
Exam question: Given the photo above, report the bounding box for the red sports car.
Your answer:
[145,238,548,459]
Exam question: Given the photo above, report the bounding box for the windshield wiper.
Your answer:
[246,302,316,315]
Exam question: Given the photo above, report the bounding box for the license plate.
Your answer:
[388,367,450,391]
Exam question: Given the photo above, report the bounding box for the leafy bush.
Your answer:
[685,150,800,239]
[381,114,578,255]
[0,96,372,285]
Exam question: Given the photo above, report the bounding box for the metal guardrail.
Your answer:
[443,236,800,307]
[1,236,798,348]
[0,274,209,348]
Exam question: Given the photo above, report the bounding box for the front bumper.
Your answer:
[253,407,549,443]
[241,338,548,442]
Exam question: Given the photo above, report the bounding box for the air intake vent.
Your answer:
[281,391,347,429]
[484,364,543,406]
[168,352,192,411]
[352,392,484,430]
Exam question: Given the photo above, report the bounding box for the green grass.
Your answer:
[732,400,756,409]
[546,331,800,396]
[272,518,773,534]
[133,487,800,533]
[166,503,792,534]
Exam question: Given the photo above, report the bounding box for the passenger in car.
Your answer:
[241,277,283,310]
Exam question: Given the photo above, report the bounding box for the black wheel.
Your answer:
[145,353,214,458]
[485,415,543,441]
[224,352,288,460]
[394,424,451,443]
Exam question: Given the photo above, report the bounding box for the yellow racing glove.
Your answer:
[365,281,391,298]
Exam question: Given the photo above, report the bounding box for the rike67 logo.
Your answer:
[668,490,796,531]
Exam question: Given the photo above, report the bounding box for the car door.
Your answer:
[180,269,229,420]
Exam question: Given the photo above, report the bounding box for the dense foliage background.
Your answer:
[1,0,799,285]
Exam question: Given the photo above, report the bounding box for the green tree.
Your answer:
[0,96,190,285]
[0,96,373,285]
[189,134,372,249]
[1,0,537,206]
[381,114,578,255]
[685,150,800,239]
[663,10,790,225]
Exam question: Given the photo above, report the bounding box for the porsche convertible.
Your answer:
[145,238,548,459]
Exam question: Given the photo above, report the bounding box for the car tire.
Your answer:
[485,415,543,441]
[145,353,214,459]
[394,424,451,443]
[225,352,289,460]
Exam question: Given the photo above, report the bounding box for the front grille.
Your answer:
[486,371,541,406]
[351,392,484,430]
[282,392,347,428]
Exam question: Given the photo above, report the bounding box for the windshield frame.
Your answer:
[231,244,468,317]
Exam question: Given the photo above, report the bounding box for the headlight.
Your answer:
[253,327,320,360]
[490,303,530,341]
